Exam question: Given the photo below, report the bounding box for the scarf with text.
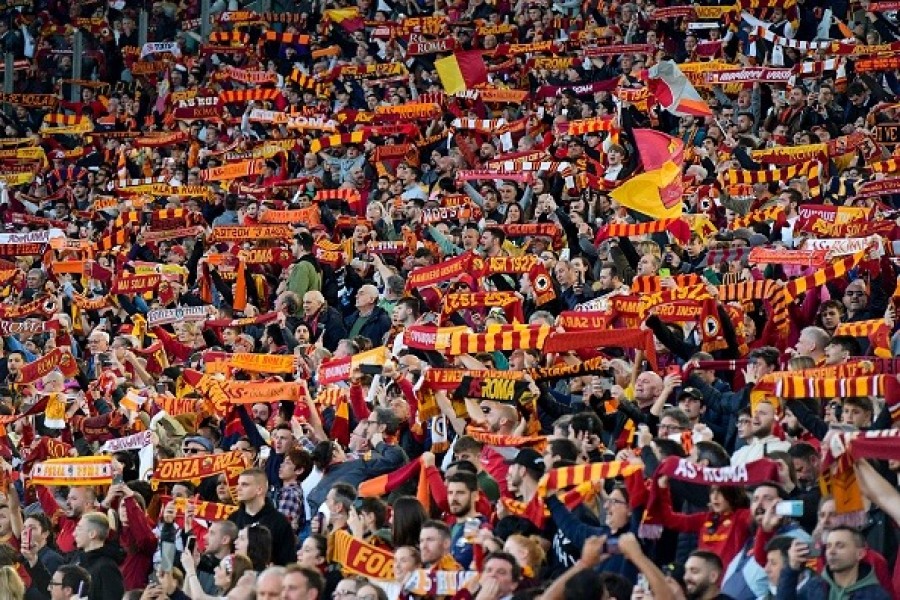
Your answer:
[30,456,113,487]
[543,328,657,368]
[442,291,524,324]
[331,530,395,580]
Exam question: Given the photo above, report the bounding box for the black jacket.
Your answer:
[228,499,297,566]
[344,305,392,346]
[305,305,348,352]
[71,543,126,600]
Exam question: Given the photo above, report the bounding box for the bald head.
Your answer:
[634,371,664,405]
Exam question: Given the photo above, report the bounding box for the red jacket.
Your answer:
[37,486,79,555]
[117,496,158,590]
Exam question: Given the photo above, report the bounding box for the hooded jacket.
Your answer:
[777,562,891,600]
[72,543,126,600]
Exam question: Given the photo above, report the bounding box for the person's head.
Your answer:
[842,280,869,314]
[419,520,452,565]
[481,552,522,598]
[480,400,518,434]
[841,397,874,428]
[543,438,579,470]
[683,551,723,600]
[763,536,794,589]
[282,564,325,600]
[48,565,91,600]
[235,524,272,571]
[817,300,845,331]
[795,326,829,359]
[392,496,428,548]
[788,442,820,490]
[205,520,238,556]
[392,545,423,581]
[297,534,327,569]
[446,471,478,518]
[279,448,311,486]
[825,335,860,365]
[355,583,388,600]
[0,565,23,600]
[256,566,285,600]
[303,291,326,316]
[748,347,780,377]
[325,482,357,517]
[73,512,110,551]
[633,371,664,404]
[708,485,750,515]
[213,554,253,593]
[506,448,546,492]
[605,485,632,531]
[235,468,268,505]
[736,408,753,441]
[22,513,54,552]
[271,424,295,455]
[355,496,388,532]
[751,400,778,438]
[824,526,866,575]
[637,252,660,277]
[677,387,706,422]
[751,483,784,526]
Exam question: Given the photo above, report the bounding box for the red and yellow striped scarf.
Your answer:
[783,250,866,301]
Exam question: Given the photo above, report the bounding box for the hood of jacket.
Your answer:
[821,562,880,597]
[81,542,126,566]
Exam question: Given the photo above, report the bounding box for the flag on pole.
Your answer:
[610,129,685,219]
[647,60,712,117]
[435,51,488,94]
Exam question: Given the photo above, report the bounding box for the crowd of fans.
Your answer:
[0,0,899,599]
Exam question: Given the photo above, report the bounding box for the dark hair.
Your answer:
[843,396,874,416]
[331,483,357,511]
[447,460,478,475]
[570,412,603,437]
[713,485,750,511]
[694,441,729,467]
[484,226,506,245]
[688,550,724,573]
[307,534,328,559]
[284,564,325,597]
[788,442,819,462]
[392,496,428,548]
[484,551,523,582]
[548,438,580,466]
[765,535,795,558]
[828,525,866,547]
[828,335,861,356]
[373,407,401,436]
[748,346,780,368]
[396,297,422,318]
[311,441,335,471]
[243,524,272,571]
[420,519,452,540]
[563,569,603,600]
[357,497,388,529]
[295,232,314,252]
[652,438,687,458]
[55,565,91,596]
[598,573,632,600]
[446,471,478,493]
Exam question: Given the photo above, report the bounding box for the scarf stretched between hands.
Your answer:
[834,320,892,358]
[330,530,395,580]
[543,328,658,368]
[723,160,821,199]
[729,204,786,230]
[441,291,524,324]
[783,250,866,301]
[594,218,691,246]
[30,456,113,487]
[631,274,702,294]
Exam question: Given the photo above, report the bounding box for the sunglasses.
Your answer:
[182,446,205,454]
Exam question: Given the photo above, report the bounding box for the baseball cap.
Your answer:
[505,448,545,476]
[678,387,704,402]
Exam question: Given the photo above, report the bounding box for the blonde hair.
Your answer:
[0,565,25,600]
[788,356,815,372]
[506,534,546,572]
[637,241,661,257]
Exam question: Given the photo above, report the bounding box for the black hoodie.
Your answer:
[72,543,126,600]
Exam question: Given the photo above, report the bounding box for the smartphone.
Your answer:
[155,381,169,393]
[148,572,160,586]
[775,500,804,518]
[807,545,822,558]
[21,527,31,551]
[186,536,197,554]
[112,474,124,485]
[659,267,671,277]
[359,364,384,375]
[603,538,620,554]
